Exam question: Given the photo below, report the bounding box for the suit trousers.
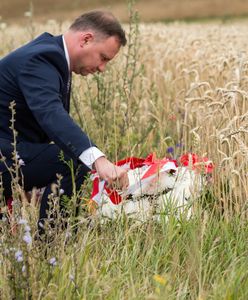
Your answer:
[1,142,90,231]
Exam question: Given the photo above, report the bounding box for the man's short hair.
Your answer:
[70,10,127,46]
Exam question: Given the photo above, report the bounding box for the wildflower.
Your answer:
[166,147,174,154]
[176,142,183,148]
[19,159,25,166]
[59,189,64,195]
[49,257,57,266]
[25,225,31,232]
[14,152,25,166]
[23,232,32,245]
[22,265,26,273]
[18,218,28,225]
[15,250,23,262]
[153,274,167,285]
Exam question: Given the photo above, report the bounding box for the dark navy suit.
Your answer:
[0,33,92,228]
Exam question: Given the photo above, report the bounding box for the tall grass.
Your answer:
[73,21,248,216]
[0,7,248,299]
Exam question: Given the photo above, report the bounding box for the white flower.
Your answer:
[23,233,32,245]
[19,159,25,166]
[15,250,23,262]
[25,225,31,232]
[18,218,28,225]
[49,257,57,266]
[59,189,64,195]
[17,256,23,262]
[22,265,26,273]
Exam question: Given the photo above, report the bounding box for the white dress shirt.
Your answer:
[62,35,105,169]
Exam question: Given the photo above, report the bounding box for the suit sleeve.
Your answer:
[17,53,95,161]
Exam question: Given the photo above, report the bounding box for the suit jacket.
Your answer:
[0,33,94,167]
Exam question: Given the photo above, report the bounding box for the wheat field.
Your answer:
[2,0,248,23]
[0,10,248,300]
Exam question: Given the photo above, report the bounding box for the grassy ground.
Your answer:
[1,5,248,300]
[1,212,248,299]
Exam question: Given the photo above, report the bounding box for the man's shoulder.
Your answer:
[3,32,65,60]
[0,32,68,78]
[26,32,64,54]
[18,33,67,71]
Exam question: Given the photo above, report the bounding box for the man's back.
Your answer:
[0,33,69,144]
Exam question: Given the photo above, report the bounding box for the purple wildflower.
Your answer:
[167,147,174,153]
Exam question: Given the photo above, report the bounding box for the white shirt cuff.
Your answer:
[79,147,105,169]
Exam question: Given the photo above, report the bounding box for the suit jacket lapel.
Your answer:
[54,35,71,112]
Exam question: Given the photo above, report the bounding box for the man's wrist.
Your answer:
[79,147,105,169]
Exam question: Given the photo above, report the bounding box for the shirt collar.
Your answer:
[62,35,70,71]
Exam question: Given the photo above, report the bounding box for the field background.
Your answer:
[2,0,248,23]
[1,1,248,300]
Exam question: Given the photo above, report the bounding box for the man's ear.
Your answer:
[79,32,94,47]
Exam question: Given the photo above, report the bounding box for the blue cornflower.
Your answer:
[167,147,174,153]
[176,142,183,148]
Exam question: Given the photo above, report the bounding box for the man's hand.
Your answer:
[93,156,129,191]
